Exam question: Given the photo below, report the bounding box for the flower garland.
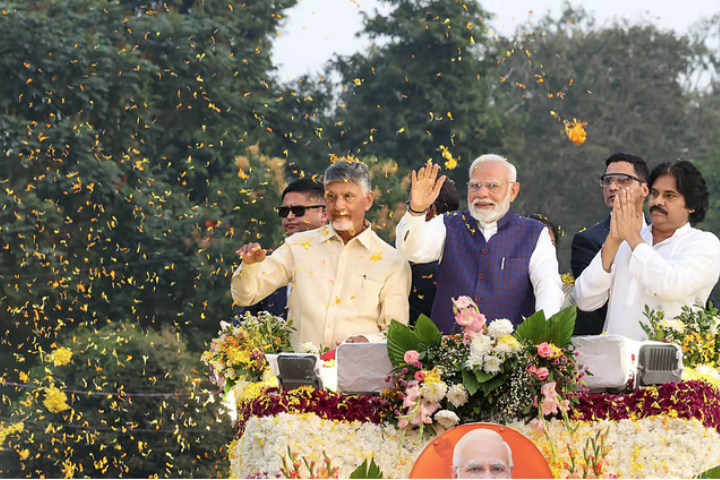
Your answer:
[570,380,720,431]
[236,387,390,436]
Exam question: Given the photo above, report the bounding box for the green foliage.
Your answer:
[386,316,442,367]
[3,323,234,478]
[328,0,522,186]
[514,306,576,349]
[349,457,384,479]
[697,464,720,479]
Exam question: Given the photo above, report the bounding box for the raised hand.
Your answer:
[409,161,447,214]
[236,242,267,265]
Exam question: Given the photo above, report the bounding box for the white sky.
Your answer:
[271,0,719,81]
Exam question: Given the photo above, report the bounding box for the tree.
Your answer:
[1,323,233,478]
[327,0,523,186]
[491,7,715,270]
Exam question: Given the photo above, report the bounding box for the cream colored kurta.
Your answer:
[232,223,411,349]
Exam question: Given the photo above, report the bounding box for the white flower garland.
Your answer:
[232,413,720,479]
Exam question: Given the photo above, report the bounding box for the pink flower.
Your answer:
[404,350,420,365]
[414,370,426,382]
[397,419,408,429]
[535,367,550,381]
[537,342,554,359]
[408,399,441,426]
[530,418,545,434]
[541,397,559,416]
[455,309,486,334]
[452,296,474,311]
[559,399,570,413]
[541,381,558,399]
[526,365,537,375]
[403,384,422,408]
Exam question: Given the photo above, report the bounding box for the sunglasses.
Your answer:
[276,205,325,218]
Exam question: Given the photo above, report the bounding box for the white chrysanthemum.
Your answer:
[447,384,469,408]
[297,342,320,355]
[466,352,484,369]
[660,319,685,333]
[487,319,514,338]
[470,334,492,355]
[421,381,448,403]
[434,410,460,429]
[483,355,502,373]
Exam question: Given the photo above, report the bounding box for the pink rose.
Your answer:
[537,342,554,359]
[452,296,474,311]
[541,397,559,416]
[526,365,537,375]
[404,350,420,365]
[397,419,409,429]
[414,370,426,382]
[541,381,558,399]
[535,367,550,381]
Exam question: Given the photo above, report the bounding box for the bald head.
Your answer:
[452,429,513,479]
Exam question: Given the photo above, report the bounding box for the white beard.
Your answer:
[469,193,511,225]
[332,218,354,231]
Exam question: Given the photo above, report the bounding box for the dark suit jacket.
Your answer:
[570,216,610,336]
[236,287,288,323]
[409,261,439,326]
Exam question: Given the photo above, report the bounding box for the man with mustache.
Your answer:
[570,153,649,335]
[238,179,327,320]
[575,160,720,340]
[395,155,564,332]
[233,159,411,348]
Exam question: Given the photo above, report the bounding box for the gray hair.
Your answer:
[468,154,517,183]
[324,160,372,194]
[452,429,514,470]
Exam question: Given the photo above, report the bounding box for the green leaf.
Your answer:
[696,464,720,479]
[513,309,548,344]
[479,375,505,396]
[413,314,443,348]
[386,320,420,367]
[514,306,576,349]
[475,370,498,384]
[462,369,480,396]
[350,457,384,479]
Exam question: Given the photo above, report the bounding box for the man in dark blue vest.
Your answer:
[238,179,327,320]
[570,153,649,335]
[395,155,564,333]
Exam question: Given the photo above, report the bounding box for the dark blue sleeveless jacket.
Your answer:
[430,208,543,333]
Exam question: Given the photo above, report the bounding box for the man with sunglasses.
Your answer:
[239,179,327,319]
[570,153,649,335]
[233,160,411,348]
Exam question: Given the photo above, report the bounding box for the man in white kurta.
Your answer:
[575,160,720,340]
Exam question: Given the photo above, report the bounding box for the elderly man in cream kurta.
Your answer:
[232,160,411,349]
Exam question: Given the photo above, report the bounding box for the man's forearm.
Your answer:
[601,238,621,273]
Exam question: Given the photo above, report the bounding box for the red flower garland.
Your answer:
[570,381,720,431]
[236,387,389,436]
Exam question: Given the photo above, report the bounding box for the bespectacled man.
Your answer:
[570,153,649,335]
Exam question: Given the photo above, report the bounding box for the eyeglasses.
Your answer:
[467,181,511,193]
[599,174,644,188]
[276,205,325,218]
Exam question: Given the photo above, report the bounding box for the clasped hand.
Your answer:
[609,189,643,246]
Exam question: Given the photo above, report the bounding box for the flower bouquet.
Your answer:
[383,297,586,435]
[641,304,720,368]
[201,311,295,393]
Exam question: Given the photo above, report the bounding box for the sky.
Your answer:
[271,0,719,81]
